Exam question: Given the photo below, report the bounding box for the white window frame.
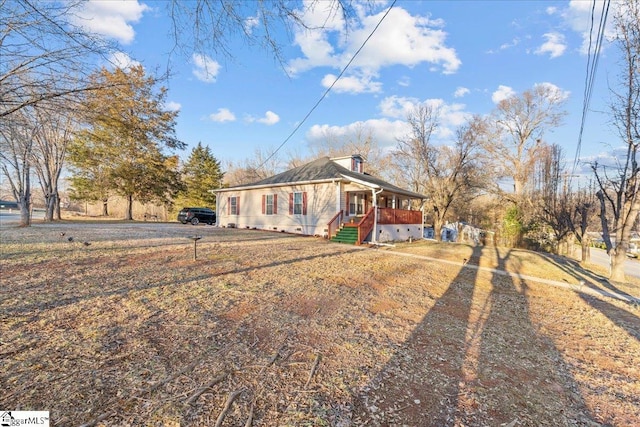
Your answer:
[230,196,238,215]
[293,192,303,215]
[265,194,274,215]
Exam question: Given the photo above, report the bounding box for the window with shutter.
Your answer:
[265,194,274,215]
[291,192,306,215]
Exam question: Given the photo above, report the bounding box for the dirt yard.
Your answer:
[1,222,639,426]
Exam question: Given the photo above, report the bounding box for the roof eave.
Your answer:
[213,177,343,192]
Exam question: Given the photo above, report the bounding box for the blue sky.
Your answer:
[70,0,621,177]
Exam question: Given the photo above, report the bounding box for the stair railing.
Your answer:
[355,207,375,245]
[327,210,343,239]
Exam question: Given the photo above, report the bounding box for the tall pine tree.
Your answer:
[176,142,224,209]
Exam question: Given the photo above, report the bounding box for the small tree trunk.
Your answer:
[433,217,444,242]
[610,248,627,283]
[54,190,61,220]
[18,193,31,227]
[125,194,133,220]
[102,198,109,216]
[44,192,56,222]
[581,242,590,263]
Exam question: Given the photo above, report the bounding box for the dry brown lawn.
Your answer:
[1,222,639,427]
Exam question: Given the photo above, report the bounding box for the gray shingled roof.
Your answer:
[220,156,426,199]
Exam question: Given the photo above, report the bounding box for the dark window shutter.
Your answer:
[274,194,278,214]
[262,195,265,214]
[302,192,307,215]
[227,197,230,215]
[237,197,240,215]
[289,193,293,215]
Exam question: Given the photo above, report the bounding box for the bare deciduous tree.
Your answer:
[480,85,568,203]
[31,102,77,221]
[394,105,484,241]
[0,0,112,118]
[0,108,37,226]
[297,123,392,177]
[569,185,598,263]
[167,0,356,70]
[535,144,574,254]
[393,103,440,195]
[592,0,640,282]
[223,147,284,187]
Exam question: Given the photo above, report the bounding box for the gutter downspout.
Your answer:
[372,187,383,243]
[420,199,426,239]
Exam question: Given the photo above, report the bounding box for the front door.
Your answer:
[348,192,367,216]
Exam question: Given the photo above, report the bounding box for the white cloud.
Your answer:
[378,95,423,119]
[306,119,410,152]
[244,16,260,34]
[321,73,382,94]
[108,51,140,69]
[306,96,471,151]
[501,38,520,51]
[535,32,567,58]
[492,85,516,103]
[164,101,181,112]
[287,5,460,91]
[454,87,470,98]
[192,54,221,83]
[209,108,236,122]
[305,99,470,153]
[257,111,280,125]
[377,96,469,128]
[397,76,411,87]
[534,82,570,102]
[69,0,148,44]
[565,1,618,55]
[578,145,632,173]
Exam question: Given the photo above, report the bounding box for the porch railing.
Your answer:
[327,209,343,239]
[377,207,422,224]
[353,207,375,245]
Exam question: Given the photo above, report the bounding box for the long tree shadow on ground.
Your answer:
[351,246,482,425]
[578,293,640,340]
[351,245,601,426]
[472,247,599,426]
[537,252,637,298]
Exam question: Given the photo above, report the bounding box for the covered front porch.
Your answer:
[327,206,424,245]
[325,178,426,245]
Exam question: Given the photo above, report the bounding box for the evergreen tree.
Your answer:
[177,142,224,208]
[68,65,184,219]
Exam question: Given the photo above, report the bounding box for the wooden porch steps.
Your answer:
[331,226,358,244]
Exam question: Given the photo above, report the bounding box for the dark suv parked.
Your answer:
[177,207,216,225]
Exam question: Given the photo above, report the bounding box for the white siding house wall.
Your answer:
[217,182,338,236]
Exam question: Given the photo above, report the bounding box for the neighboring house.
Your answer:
[215,155,427,244]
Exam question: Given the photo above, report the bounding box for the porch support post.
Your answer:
[372,187,383,243]
[334,180,340,214]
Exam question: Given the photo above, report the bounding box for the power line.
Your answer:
[256,0,398,169]
[572,0,610,181]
